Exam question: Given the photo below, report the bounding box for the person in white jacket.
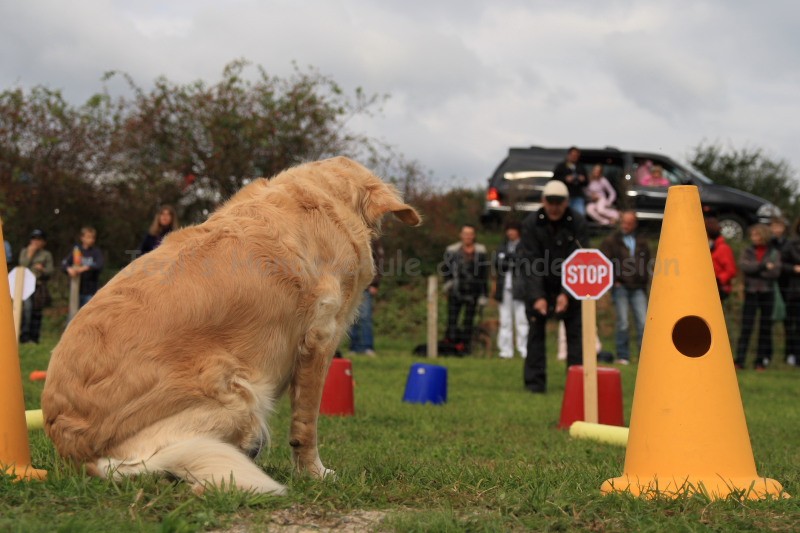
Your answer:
[493,221,528,359]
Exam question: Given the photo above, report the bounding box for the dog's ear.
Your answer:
[366,184,421,226]
[390,203,422,226]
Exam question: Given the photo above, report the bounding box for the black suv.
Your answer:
[482,146,781,240]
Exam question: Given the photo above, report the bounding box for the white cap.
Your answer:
[542,180,569,199]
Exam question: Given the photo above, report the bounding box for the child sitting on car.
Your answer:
[586,164,619,225]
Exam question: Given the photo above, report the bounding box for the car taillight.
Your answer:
[487,187,500,202]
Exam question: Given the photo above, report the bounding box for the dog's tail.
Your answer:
[95,437,286,495]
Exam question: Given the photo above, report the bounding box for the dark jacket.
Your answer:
[443,242,489,300]
[772,236,790,291]
[740,245,780,293]
[139,229,173,256]
[61,245,105,296]
[552,161,587,199]
[368,237,385,289]
[600,230,652,291]
[518,207,588,301]
[493,239,526,301]
[780,238,800,300]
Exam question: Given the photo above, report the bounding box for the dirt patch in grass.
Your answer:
[214,506,388,532]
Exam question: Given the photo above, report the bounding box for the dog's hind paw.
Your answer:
[263,481,288,496]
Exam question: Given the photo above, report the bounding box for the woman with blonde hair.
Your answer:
[735,223,780,370]
[139,205,178,256]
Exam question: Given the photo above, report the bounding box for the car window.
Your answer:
[681,161,714,184]
[662,162,692,184]
[503,170,554,180]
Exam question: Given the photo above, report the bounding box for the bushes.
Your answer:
[0,60,390,267]
[381,187,488,276]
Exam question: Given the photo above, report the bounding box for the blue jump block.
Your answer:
[402,363,447,405]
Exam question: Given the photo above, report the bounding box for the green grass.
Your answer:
[4,227,798,531]
[5,324,800,532]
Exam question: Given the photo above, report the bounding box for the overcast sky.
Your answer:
[2,0,799,188]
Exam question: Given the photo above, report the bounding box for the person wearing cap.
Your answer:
[518,180,588,393]
[552,146,588,215]
[19,229,54,343]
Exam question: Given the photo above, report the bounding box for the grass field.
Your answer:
[3,226,798,532]
[3,307,800,532]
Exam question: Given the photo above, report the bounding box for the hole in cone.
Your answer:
[672,315,711,357]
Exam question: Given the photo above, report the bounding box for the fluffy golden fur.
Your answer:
[42,157,420,494]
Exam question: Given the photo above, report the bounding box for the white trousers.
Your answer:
[586,198,619,225]
[498,287,528,358]
[557,320,601,360]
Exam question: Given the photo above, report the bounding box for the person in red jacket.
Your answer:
[706,217,737,300]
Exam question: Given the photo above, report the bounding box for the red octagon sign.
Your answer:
[561,249,614,300]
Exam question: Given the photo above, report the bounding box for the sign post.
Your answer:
[8,267,35,340]
[561,249,614,424]
[427,275,438,359]
[68,246,83,322]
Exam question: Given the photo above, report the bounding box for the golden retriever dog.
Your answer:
[42,157,420,495]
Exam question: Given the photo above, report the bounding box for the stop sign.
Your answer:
[562,249,614,300]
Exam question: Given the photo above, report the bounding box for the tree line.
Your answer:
[2,58,797,274]
[0,59,430,267]
[688,143,800,222]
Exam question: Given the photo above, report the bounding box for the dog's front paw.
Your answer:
[304,461,335,480]
[318,467,336,480]
[294,454,335,480]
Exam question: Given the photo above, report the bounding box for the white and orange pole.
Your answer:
[0,219,47,481]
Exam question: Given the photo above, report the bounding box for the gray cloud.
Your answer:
[1,0,798,189]
[603,31,728,120]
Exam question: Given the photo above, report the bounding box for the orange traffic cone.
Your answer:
[0,221,47,481]
[601,186,785,500]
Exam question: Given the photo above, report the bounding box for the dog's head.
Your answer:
[307,157,421,230]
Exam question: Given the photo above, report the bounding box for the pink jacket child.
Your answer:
[586,165,619,225]
[638,164,670,187]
